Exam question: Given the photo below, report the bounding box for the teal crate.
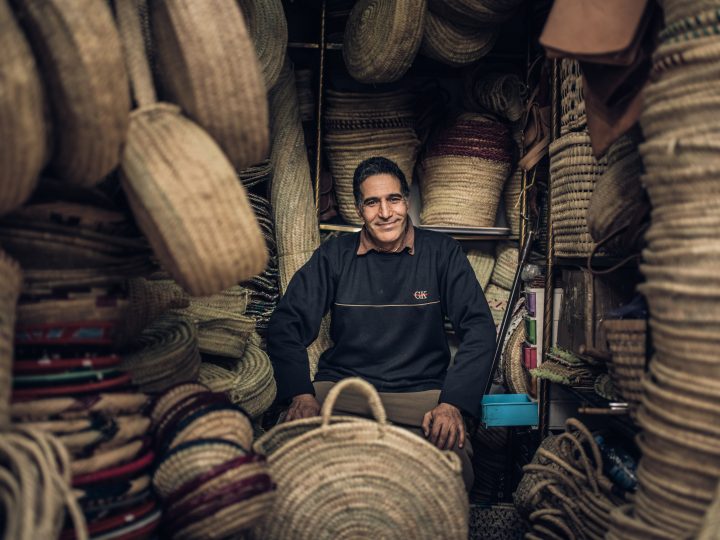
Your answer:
[481,394,538,427]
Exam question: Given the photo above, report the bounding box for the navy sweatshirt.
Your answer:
[266,227,497,418]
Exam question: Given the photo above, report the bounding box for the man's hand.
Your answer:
[283,394,321,422]
[421,403,466,450]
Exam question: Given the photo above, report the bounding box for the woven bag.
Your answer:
[420,9,497,67]
[251,377,468,540]
[152,0,269,169]
[0,0,45,215]
[14,0,129,186]
[343,0,426,83]
[238,0,287,90]
[116,0,268,296]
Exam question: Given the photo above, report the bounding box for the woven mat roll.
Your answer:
[15,0,129,186]
[238,0,287,90]
[420,9,497,67]
[0,0,44,215]
[466,248,495,290]
[152,0,268,169]
[420,113,512,227]
[343,0,426,83]
[427,0,523,28]
[0,250,22,429]
[198,335,276,418]
[121,314,200,393]
[490,242,518,290]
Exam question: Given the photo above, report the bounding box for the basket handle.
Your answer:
[115,0,157,107]
[320,378,387,427]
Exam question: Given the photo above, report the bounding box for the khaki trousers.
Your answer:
[313,381,474,492]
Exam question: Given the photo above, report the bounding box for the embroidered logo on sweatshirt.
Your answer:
[413,290,428,300]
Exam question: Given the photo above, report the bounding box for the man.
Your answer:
[267,156,496,490]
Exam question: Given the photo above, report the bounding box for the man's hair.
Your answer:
[352,156,410,207]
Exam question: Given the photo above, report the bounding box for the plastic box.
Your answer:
[481,394,538,427]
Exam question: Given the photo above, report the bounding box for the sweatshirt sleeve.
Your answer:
[267,244,336,403]
[438,241,497,418]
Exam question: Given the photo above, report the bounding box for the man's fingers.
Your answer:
[421,412,432,437]
[445,426,457,451]
[438,423,452,450]
[431,420,445,446]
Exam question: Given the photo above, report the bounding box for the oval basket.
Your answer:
[251,378,468,540]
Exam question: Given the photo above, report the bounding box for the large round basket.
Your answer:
[237,0,287,90]
[343,0,426,83]
[152,0,268,169]
[0,0,45,215]
[420,9,497,67]
[251,378,468,540]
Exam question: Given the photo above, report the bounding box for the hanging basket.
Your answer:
[420,10,497,67]
[251,377,468,540]
[237,0,287,90]
[343,0,426,83]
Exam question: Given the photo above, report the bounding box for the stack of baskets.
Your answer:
[150,383,274,539]
[609,4,720,536]
[549,131,607,257]
[419,113,513,227]
[198,333,277,419]
[324,89,420,225]
[602,320,647,420]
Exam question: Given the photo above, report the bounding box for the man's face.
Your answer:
[357,173,409,249]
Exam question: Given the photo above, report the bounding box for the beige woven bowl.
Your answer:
[421,9,497,67]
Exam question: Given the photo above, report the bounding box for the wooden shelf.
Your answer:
[320,223,516,241]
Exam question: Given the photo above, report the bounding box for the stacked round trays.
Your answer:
[549,131,608,257]
[150,383,274,538]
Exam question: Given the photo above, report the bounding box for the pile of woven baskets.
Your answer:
[602,320,647,420]
[608,2,720,537]
[420,113,513,227]
[323,89,421,225]
[151,383,274,539]
[515,419,627,539]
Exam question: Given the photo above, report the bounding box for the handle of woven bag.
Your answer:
[320,377,387,427]
[115,0,157,107]
[586,225,641,276]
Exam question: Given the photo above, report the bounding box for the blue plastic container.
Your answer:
[481,394,538,427]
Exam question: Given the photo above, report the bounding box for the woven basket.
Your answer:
[120,278,189,342]
[559,59,585,134]
[607,505,678,540]
[343,0,426,83]
[152,0,268,169]
[165,406,254,454]
[0,251,22,428]
[484,284,510,326]
[490,242,518,290]
[12,393,149,422]
[0,0,45,215]
[198,335,277,418]
[464,71,526,122]
[251,377,468,540]
[150,382,208,427]
[643,375,720,437]
[121,314,200,393]
[466,249,495,290]
[237,0,287,90]
[502,312,529,394]
[427,0,523,28]
[420,9,497,67]
[15,0,129,186]
[152,438,247,500]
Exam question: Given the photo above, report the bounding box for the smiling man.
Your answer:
[267,156,496,491]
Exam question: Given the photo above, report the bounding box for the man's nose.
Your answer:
[378,199,392,218]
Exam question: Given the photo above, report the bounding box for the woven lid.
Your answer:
[421,9,497,67]
[152,0,269,169]
[343,0,426,83]
[15,0,129,186]
[0,0,45,216]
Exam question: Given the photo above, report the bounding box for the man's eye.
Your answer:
[364,200,378,207]
[389,196,403,204]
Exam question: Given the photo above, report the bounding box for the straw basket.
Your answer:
[466,248,495,290]
[15,0,129,186]
[490,242,518,290]
[502,314,529,394]
[464,71,526,122]
[485,284,510,326]
[237,0,287,90]
[251,377,468,540]
[559,59,585,134]
[0,0,45,215]
[343,0,426,83]
[198,336,277,418]
[607,505,678,540]
[421,10,497,67]
[0,251,22,428]
[427,0,523,27]
[152,0,269,169]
